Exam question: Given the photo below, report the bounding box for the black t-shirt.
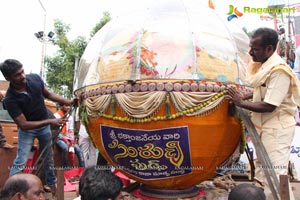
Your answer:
[4,74,48,121]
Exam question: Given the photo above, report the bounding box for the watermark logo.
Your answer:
[243,6,295,15]
[227,5,243,21]
[227,4,296,22]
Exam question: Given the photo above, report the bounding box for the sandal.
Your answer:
[43,185,52,193]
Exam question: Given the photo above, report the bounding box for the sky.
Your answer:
[0,0,299,80]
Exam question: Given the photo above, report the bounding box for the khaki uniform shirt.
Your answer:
[252,71,297,129]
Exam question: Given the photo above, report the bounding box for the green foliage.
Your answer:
[45,12,111,98]
[45,20,86,98]
[79,103,89,126]
[90,11,111,38]
[242,27,254,38]
[53,19,70,50]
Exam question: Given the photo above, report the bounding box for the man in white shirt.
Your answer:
[75,110,97,168]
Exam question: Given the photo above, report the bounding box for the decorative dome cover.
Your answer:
[73,1,250,193]
[74,0,250,91]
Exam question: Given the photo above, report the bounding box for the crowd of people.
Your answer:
[0,167,124,200]
[0,26,300,200]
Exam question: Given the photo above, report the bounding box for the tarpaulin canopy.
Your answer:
[74,0,250,90]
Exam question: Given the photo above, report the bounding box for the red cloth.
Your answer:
[68,151,75,167]
[113,170,130,187]
[24,147,39,173]
[64,167,84,192]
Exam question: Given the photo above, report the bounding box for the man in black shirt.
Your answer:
[0,59,75,196]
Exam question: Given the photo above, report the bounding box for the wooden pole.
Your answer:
[280,175,290,200]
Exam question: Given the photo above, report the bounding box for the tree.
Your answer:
[45,12,111,98]
[90,11,111,38]
[242,27,254,38]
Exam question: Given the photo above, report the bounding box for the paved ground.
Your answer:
[45,180,300,200]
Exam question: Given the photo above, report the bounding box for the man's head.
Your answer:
[228,183,266,200]
[79,167,123,200]
[249,27,279,63]
[0,59,26,85]
[59,103,70,113]
[0,173,45,200]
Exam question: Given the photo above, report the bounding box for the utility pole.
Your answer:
[35,0,55,82]
[38,0,47,81]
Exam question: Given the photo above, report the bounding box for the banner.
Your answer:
[100,125,192,180]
